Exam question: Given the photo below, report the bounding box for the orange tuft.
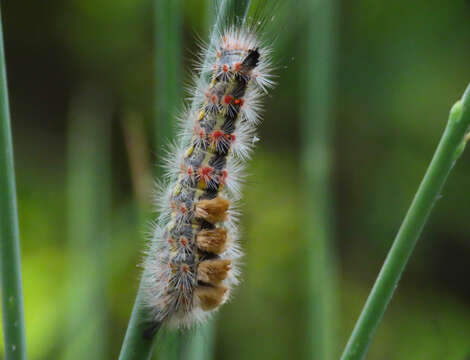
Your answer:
[196,228,228,254]
[194,285,228,311]
[195,196,230,223]
[197,259,231,285]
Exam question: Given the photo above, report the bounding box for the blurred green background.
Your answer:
[1,0,470,359]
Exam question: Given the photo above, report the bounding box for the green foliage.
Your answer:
[0,7,27,360]
[2,0,470,359]
[341,88,470,359]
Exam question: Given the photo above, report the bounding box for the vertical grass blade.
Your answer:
[301,0,338,359]
[0,6,27,360]
[64,87,111,360]
[118,1,251,359]
[182,323,215,360]
[340,83,470,360]
[154,2,183,359]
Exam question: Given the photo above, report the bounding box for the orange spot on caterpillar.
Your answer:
[197,259,231,285]
[180,205,187,214]
[216,50,222,58]
[231,134,236,142]
[211,95,218,103]
[195,196,229,223]
[180,237,188,247]
[195,285,228,311]
[181,264,189,273]
[234,62,242,72]
[196,228,228,254]
[223,95,233,104]
[187,166,194,176]
[222,64,229,72]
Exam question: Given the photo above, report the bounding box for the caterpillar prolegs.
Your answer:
[144,26,274,328]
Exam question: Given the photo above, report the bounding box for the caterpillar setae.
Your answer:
[143,21,275,329]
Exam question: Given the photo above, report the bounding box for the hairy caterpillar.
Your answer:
[144,23,274,329]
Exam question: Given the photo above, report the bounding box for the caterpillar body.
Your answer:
[144,24,274,329]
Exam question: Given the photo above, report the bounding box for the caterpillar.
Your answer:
[143,23,274,329]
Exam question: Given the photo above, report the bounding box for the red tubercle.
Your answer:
[180,204,187,214]
[199,166,214,182]
[187,166,194,176]
[168,237,175,245]
[211,95,218,104]
[234,62,242,72]
[210,130,224,143]
[222,64,229,73]
[181,264,189,273]
[180,237,188,247]
[223,95,233,104]
[234,98,244,106]
[216,50,222,58]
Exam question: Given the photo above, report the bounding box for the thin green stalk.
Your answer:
[0,6,27,360]
[154,1,182,358]
[182,322,216,360]
[64,87,111,360]
[118,1,251,359]
[301,0,338,359]
[341,83,470,360]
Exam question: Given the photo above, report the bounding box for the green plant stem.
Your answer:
[0,7,27,360]
[301,0,338,359]
[182,322,216,360]
[118,1,251,360]
[154,1,182,358]
[341,83,470,360]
